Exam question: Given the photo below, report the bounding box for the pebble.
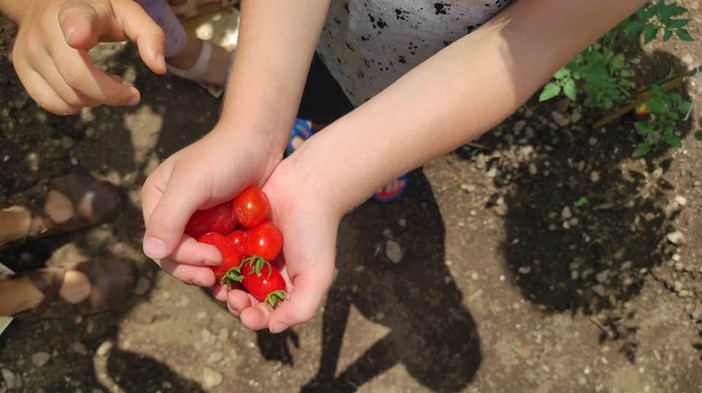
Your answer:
[590,171,600,183]
[31,352,50,367]
[494,205,508,217]
[71,342,88,355]
[513,120,527,133]
[675,195,687,206]
[1,368,19,389]
[202,366,223,389]
[561,206,573,219]
[96,341,113,357]
[206,352,224,364]
[666,231,685,245]
[551,111,570,127]
[218,328,230,342]
[528,162,538,175]
[385,240,403,263]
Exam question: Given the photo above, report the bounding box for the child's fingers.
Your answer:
[57,0,110,49]
[48,45,141,106]
[156,257,217,288]
[112,0,167,74]
[14,67,84,115]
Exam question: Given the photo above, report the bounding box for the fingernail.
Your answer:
[270,323,289,334]
[143,237,168,259]
[156,53,166,72]
[203,259,221,266]
[127,90,140,106]
[64,26,76,44]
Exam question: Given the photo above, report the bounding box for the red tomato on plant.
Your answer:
[245,221,283,261]
[230,256,286,308]
[185,201,237,238]
[232,186,271,228]
[226,230,248,257]
[197,232,242,285]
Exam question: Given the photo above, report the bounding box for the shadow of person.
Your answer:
[301,170,481,393]
[0,31,211,391]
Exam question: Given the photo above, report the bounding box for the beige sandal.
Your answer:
[1,173,122,249]
[12,258,137,317]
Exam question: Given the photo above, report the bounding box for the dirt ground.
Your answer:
[1,3,702,393]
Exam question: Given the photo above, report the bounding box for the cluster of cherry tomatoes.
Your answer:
[185,186,286,308]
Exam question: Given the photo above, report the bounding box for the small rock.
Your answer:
[494,204,508,217]
[551,111,570,127]
[590,171,600,183]
[71,342,88,355]
[666,231,685,245]
[202,367,223,389]
[675,195,687,206]
[385,240,403,263]
[1,368,19,389]
[206,351,224,364]
[595,269,610,283]
[528,162,538,175]
[31,352,51,367]
[518,266,531,274]
[561,206,573,219]
[513,120,527,133]
[592,284,607,297]
[96,341,113,357]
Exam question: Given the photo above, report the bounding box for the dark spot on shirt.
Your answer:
[398,56,406,64]
[434,3,447,15]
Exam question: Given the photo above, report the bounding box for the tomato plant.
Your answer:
[245,221,283,261]
[185,201,237,238]
[232,186,270,228]
[197,232,242,284]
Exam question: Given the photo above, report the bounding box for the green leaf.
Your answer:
[695,131,702,141]
[563,79,578,101]
[663,29,673,41]
[643,26,659,43]
[675,28,694,41]
[539,83,561,102]
[634,122,654,135]
[632,142,652,158]
[664,132,683,148]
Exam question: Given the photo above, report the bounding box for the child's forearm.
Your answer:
[217,0,329,148]
[297,0,647,212]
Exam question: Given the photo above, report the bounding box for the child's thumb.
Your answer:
[58,0,104,49]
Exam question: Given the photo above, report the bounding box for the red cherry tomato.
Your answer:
[226,230,248,257]
[245,221,283,261]
[237,256,286,308]
[185,201,237,238]
[232,186,271,228]
[197,232,242,285]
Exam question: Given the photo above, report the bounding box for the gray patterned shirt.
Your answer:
[317,1,513,106]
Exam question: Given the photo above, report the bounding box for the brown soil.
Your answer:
[1,3,702,392]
